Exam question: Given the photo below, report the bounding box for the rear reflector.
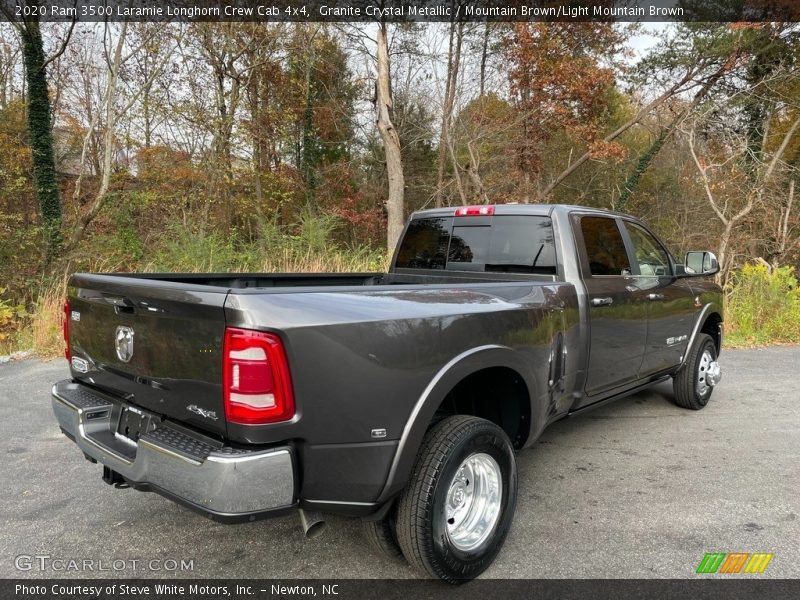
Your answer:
[455,205,495,216]
[223,327,295,425]
[63,299,71,361]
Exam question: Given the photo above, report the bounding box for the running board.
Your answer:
[567,375,672,417]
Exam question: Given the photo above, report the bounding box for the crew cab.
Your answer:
[52,204,723,582]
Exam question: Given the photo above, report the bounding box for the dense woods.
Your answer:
[0,20,799,352]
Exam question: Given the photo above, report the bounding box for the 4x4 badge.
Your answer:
[187,404,218,421]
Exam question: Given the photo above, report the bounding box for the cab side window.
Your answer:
[580,216,631,276]
[624,222,671,277]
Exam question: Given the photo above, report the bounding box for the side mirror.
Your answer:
[684,251,719,276]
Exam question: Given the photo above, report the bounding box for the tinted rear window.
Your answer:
[396,215,557,275]
[395,217,452,270]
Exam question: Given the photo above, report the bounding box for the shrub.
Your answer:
[25,221,386,358]
[0,287,29,354]
[143,226,243,273]
[30,276,68,358]
[725,263,800,346]
[0,213,43,301]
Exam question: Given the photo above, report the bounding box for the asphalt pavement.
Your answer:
[1,348,798,579]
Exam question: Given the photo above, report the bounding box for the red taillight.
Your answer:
[223,327,295,425]
[63,299,71,361]
[455,205,495,217]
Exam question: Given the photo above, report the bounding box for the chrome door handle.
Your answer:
[647,293,665,301]
[591,297,613,306]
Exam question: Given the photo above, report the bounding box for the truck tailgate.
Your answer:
[67,274,229,437]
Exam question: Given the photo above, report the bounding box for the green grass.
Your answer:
[23,235,387,359]
[724,263,800,347]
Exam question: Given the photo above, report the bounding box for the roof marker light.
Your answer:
[455,205,495,217]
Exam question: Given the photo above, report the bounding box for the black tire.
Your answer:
[362,515,405,562]
[673,333,718,410]
[395,415,517,583]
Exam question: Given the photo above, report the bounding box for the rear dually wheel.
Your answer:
[395,415,517,583]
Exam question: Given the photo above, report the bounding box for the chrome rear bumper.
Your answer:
[52,380,296,520]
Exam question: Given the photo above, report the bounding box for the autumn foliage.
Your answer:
[0,21,799,353]
[505,23,628,190]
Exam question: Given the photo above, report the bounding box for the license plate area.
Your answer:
[116,406,157,443]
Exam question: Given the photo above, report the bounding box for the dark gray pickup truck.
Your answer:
[53,204,723,582]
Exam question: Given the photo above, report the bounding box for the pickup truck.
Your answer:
[52,204,723,582]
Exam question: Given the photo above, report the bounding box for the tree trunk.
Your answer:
[479,23,489,98]
[375,23,404,251]
[0,42,16,110]
[67,22,128,249]
[250,67,264,211]
[717,220,735,284]
[20,16,62,259]
[465,141,489,204]
[142,76,153,149]
[434,22,463,208]
[301,34,317,211]
[447,135,466,205]
[775,179,794,264]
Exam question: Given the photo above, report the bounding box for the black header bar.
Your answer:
[5,579,800,600]
[2,0,799,23]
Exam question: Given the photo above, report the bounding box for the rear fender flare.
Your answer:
[375,344,537,503]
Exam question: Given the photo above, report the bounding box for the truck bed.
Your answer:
[66,270,570,443]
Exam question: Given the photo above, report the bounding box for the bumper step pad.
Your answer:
[142,426,219,462]
[55,385,112,410]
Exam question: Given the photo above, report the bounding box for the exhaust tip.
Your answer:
[305,520,327,539]
[298,509,327,539]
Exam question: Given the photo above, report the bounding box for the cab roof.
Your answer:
[411,203,631,220]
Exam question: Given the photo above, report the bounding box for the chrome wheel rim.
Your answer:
[444,452,503,552]
[697,349,714,396]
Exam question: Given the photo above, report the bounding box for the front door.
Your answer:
[622,220,696,375]
[575,215,648,398]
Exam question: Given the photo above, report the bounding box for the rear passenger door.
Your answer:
[573,215,648,398]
